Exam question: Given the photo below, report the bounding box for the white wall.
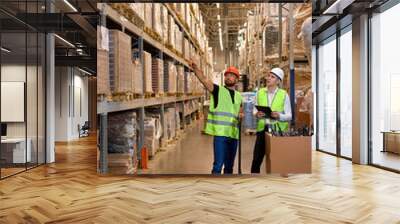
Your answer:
[55,67,89,141]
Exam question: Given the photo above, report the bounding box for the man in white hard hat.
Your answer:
[251,67,292,173]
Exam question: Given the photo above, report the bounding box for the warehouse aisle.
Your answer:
[145,120,264,174]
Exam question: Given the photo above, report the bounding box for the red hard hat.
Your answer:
[224,66,240,78]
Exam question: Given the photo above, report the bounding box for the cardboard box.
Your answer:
[144,3,153,28]
[161,5,169,44]
[97,49,110,95]
[143,51,153,93]
[109,30,132,93]
[265,133,312,174]
[151,58,164,94]
[132,59,143,94]
[152,3,162,37]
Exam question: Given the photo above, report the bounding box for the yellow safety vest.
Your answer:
[204,86,242,139]
[256,88,289,132]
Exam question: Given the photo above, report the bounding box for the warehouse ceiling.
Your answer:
[199,3,255,50]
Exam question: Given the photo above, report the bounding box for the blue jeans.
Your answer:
[212,136,238,174]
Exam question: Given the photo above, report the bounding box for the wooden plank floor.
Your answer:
[1,135,400,223]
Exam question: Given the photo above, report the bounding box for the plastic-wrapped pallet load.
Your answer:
[144,3,153,29]
[151,58,164,95]
[168,62,177,94]
[177,65,184,94]
[165,108,176,140]
[161,5,168,44]
[183,38,190,60]
[175,25,183,54]
[109,30,132,94]
[129,3,144,21]
[143,51,153,93]
[144,117,162,158]
[97,49,110,96]
[132,59,143,94]
[108,111,137,153]
[168,15,175,49]
[152,3,162,39]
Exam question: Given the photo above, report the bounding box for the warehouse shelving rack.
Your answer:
[97,3,208,173]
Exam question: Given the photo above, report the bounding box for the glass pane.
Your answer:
[340,28,352,158]
[27,31,38,169]
[1,31,27,177]
[317,36,337,154]
[38,33,45,165]
[371,4,400,171]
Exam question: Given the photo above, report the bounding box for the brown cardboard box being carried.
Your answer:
[265,133,312,174]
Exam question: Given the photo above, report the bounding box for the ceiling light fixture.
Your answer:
[217,15,220,20]
[219,28,223,51]
[1,47,11,53]
[216,3,220,8]
[63,0,78,12]
[54,34,75,48]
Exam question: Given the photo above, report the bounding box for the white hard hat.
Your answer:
[270,68,284,81]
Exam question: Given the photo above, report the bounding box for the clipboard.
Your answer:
[255,106,272,118]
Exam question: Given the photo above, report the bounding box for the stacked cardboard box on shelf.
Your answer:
[143,51,153,93]
[161,5,168,44]
[132,59,143,94]
[163,61,176,94]
[144,3,153,29]
[183,38,190,60]
[109,30,132,94]
[151,58,164,94]
[129,3,144,21]
[168,15,175,49]
[152,3,162,38]
[177,65,184,94]
[97,49,110,95]
[175,26,183,54]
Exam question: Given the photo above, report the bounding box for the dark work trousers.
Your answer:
[251,131,266,173]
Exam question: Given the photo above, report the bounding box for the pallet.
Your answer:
[144,92,155,98]
[244,129,257,136]
[166,93,177,97]
[112,92,134,101]
[176,93,184,97]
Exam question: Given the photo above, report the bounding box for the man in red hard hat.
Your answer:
[191,62,243,174]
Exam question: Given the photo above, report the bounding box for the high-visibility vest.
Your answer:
[256,88,289,132]
[204,86,242,139]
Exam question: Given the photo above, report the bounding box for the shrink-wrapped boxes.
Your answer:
[168,62,177,94]
[129,3,144,21]
[183,38,190,60]
[175,26,183,54]
[161,5,169,44]
[177,65,184,94]
[144,3,153,29]
[132,59,143,94]
[168,15,175,48]
[152,3,162,38]
[143,51,153,93]
[109,30,132,93]
[144,117,162,158]
[97,49,110,95]
[152,58,164,94]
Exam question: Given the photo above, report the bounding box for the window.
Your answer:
[339,27,352,158]
[317,35,337,154]
[370,3,400,171]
